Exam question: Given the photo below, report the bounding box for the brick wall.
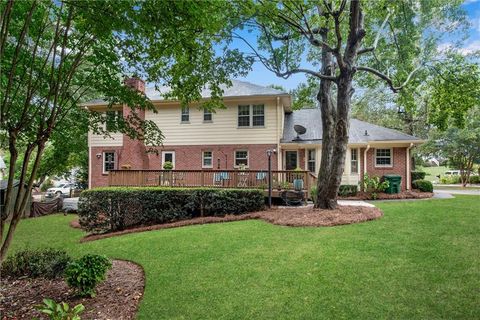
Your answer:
[90,146,123,188]
[361,147,409,190]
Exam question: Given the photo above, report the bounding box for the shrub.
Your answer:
[338,185,358,197]
[440,175,461,184]
[36,298,84,320]
[468,175,480,184]
[412,179,433,192]
[162,161,173,170]
[362,174,389,200]
[310,186,318,205]
[65,254,112,298]
[40,179,54,192]
[78,187,265,233]
[1,248,71,279]
[411,171,426,181]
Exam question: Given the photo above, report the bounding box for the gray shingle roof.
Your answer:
[84,80,287,105]
[282,108,422,144]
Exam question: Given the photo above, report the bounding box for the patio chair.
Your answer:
[281,190,305,206]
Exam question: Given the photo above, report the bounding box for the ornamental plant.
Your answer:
[362,174,389,200]
[163,161,173,170]
[35,299,85,320]
[65,254,112,298]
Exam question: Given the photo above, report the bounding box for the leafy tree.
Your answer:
[232,0,465,208]
[421,107,480,186]
[0,0,250,262]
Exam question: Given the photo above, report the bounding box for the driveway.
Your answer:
[434,189,480,196]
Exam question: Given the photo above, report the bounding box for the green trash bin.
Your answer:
[383,175,402,194]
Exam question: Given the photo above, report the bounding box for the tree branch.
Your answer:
[356,65,422,92]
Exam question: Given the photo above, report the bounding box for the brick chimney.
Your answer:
[124,77,146,94]
[121,77,149,170]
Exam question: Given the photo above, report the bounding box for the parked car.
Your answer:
[444,170,478,176]
[46,183,76,197]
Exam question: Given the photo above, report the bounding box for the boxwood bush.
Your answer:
[78,187,265,233]
[412,179,433,192]
[1,248,71,279]
[411,171,426,181]
[338,185,358,197]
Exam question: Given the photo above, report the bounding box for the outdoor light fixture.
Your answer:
[266,149,276,208]
[96,153,102,159]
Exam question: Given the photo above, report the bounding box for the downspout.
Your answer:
[88,146,92,189]
[276,96,281,170]
[363,145,370,191]
[406,143,414,190]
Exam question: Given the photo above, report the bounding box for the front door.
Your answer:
[285,151,298,170]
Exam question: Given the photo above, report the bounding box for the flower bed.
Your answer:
[340,190,434,200]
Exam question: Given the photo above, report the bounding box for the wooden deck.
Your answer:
[108,169,317,198]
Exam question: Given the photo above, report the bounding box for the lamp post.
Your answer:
[266,149,276,208]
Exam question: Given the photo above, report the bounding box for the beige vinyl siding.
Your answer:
[88,131,123,147]
[146,99,280,145]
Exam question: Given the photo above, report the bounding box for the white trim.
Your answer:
[364,145,370,176]
[88,146,92,189]
[237,104,265,128]
[102,151,116,174]
[374,148,393,168]
[202,150,213,168]
[162,151,176,169]
[180,106,189,123]
[234,150,249,168]
[406,143,414,190]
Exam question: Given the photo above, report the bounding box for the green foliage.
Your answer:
[35,298,85,320]
[162,161,173,170]
[65,254,112,298]
[338,185,358,197]
[411,171,427,181]
[469,176,480,184]
[440,176,461,184]
[310,186,318,205]
[363,174,389,200]
[78,187,265,233]
[412,180,433,193]
[40,179,54,192]
[1,248,71,279]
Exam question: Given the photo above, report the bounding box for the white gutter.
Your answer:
[406,143,414,190]
[276,96,282,170]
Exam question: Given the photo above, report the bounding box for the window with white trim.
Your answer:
[202,151,213,168]
[375,148,392,167]
[181,106,189,122]
[103,152,116,173]
[238,105,265,127]
[235,150,249,167]
[203,109,212,122]
[106,110,122,132]
[351,149,358,173]
[307,149,316,173]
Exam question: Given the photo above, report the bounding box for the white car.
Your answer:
[46,183,75,197]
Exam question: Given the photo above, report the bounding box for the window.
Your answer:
[106,110,122,131]
[162,151,175,169]
[203,109,212,122]
[351,149,358,173]
[252,105,265,126]
[235,150,248,167]
[238,105,250,127]
[307,149,316,173]
[103,152,116,173]
[181,106,189,122]
[202,151,213,168]
[375,148,392,167]
[238,104,265,127]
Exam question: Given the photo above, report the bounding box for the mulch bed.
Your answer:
[340,190,434,200]
[0,260,144,320]
[74,205,383,242]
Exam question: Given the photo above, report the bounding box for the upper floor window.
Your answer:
[235,150,249,167]
[106,110,122,132]
[103,152,116,173]
[203,109,212,122]
[375,148,392,167]
[307,149,316,173]
[351,149,358,173]
[202,151,213,168]
[181,106,189,123]
[238,105,264,127]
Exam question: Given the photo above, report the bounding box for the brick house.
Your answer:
[85,78,423,190]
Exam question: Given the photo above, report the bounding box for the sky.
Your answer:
[234,0,480,91]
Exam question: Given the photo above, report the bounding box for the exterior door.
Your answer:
[162,151,175,169]
[285,151,298,170]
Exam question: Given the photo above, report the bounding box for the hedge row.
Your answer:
[412,179,433,192]
[78,187,265,233]
[411,171,426,181]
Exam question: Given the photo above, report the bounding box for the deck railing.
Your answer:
[108,169,315,196]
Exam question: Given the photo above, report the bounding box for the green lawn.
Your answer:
[418,165,448,182]
[8,196,480,319]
